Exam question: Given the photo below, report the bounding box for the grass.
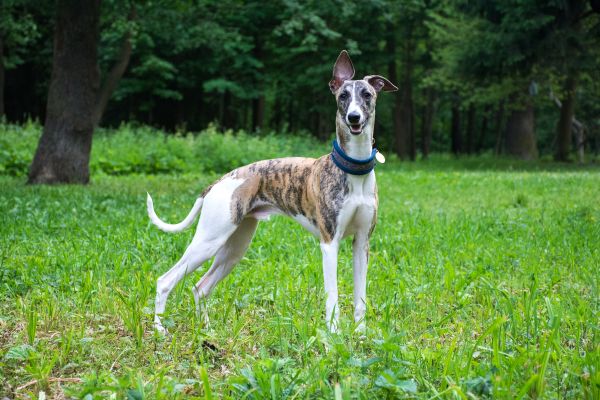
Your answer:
[1,152,599,398]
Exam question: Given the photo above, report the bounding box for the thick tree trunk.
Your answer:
[554,73,578,162]
[28,0,101,184]
[0,36,4,118]
[451,100,462,155]
[505,97,538,160]
[420,88,435,158]
[92,6,134,127]
[465,104,476,154]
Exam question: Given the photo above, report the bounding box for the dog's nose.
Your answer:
[348,112,360,124]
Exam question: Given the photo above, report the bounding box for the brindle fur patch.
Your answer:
[203,156,349,243]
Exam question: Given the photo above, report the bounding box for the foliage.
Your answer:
[0,122,324,177]
[0,0,40,69]
[2,0,600,158]
[1,158,599,397]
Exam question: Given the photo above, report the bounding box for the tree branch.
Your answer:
[92,5,136,126]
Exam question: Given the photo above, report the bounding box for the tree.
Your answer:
[28,0,101,184]
[93,0,136,126]
[546,0,600,161]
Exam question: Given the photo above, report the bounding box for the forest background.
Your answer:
[2,0,600,173]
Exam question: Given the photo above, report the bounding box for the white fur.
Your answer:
[293,214,320,237]
[346,82,364,125]
[147,193,203,233]
[151,177,244,333]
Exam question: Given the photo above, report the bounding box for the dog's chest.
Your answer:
[337,173,377,237]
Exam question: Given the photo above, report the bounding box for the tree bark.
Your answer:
[420,88,435,158]
[554,72,578,162]
[451,99,462,155]
[222,90,233,129]
[252,95,265,131]
[389,30,415,161]
[465,104,476,154]
[494,101,505,155]
[476,105,491,152]
[0,35,4,118]
[505,95,538,160]
[387,32,402,159]
[28,0,101,184]
[92,5,135,127]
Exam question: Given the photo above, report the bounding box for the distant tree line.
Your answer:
[1,0,599,182]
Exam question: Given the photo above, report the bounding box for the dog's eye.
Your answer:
[363,91,372,100]
[339,92,349,100]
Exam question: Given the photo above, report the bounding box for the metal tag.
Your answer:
[375,151,385,164]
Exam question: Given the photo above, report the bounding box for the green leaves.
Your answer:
[374,369,418,394]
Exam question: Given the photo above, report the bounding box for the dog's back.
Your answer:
[204,156,348,241]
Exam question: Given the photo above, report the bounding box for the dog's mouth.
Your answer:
[349,123,363,134]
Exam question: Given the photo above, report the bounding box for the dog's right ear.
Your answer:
[329,50,355,94]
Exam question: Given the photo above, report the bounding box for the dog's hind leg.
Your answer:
[192,218,258,325]
[154,218,239,333]
[153,235,228,334]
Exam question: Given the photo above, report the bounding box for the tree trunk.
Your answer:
[223,90,232,129]
[465,104,476,154]
[494,101,505,155]
[0,36,4,118]
[28,0,101,184]
[554,73,578,162]
[389,30,415,161]
[252,95,265,131]
[476,105,491,152]
[272,92,281,132]
[92,5,134,127]
[387,32,402,158]
[451,100,462,155]
[420,88,435,158]
[505,96,538,160]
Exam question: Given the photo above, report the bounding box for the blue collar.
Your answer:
[330,140,377,175]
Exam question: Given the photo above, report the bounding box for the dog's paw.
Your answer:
[354,322,366,334]
[153,319,168,336]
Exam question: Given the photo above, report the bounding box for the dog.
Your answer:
[147,50,397,334]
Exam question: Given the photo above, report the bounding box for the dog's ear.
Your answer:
[329,50,355,94]
[364,75,398,92]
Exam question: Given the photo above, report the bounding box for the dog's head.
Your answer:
[329,50,397,137]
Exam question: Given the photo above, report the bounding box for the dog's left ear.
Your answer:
[329,50,355,94]
[364,75,398,92]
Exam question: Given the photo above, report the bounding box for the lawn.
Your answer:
[0,159,599,398]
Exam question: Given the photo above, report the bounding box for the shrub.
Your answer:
[0,122,326,177]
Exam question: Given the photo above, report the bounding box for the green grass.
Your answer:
[1,157,599,398]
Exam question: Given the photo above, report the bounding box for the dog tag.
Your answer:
[375,151,386,164]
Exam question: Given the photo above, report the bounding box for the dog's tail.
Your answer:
[146,193,204,233]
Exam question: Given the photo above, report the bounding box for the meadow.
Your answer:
[0,125,599,399]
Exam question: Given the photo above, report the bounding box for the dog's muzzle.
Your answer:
[347,112,364,134]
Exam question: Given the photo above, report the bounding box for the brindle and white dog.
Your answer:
[147,50,397,334]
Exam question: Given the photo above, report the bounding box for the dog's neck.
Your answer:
[335,113,375,160]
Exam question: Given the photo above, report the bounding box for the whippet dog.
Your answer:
[147,50,397,334]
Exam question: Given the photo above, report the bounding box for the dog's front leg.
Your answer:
[352,234,369,334]
[320,241,340,333]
